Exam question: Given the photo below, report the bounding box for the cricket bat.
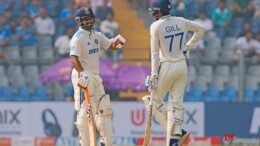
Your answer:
[142,91,153,146]
[85,87,97,146]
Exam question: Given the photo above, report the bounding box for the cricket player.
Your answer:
[70,7,126,146]
[143,1,205,146]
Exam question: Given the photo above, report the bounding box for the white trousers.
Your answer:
[154,60,187,137]
[71,69,114,146]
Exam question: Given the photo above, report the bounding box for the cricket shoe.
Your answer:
[179,129,190,146]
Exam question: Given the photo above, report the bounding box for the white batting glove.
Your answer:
[183,50,190,59]
[77,71,89,89]
[113,34,126,49]
[145,75,158,90]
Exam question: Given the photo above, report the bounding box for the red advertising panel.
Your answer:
[0,137,11,146]
[183,136,221,146]
[34,137,55,146]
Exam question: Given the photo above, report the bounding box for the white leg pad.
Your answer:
[142,95,167,130]
[75,101,90,146]
[96,95,114,146]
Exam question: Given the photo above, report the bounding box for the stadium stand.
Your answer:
[0,0,259,102]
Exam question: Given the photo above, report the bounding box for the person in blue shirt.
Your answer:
[59,1,76,27]
[0,15,11,49]
[95,0,114,22]
[26,0,42,19]
[211,0,232,43]
[0,15,10,60]
[0,0,9,14]
[15,18,36,48]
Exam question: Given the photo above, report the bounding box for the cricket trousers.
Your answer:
[71,68,114,146]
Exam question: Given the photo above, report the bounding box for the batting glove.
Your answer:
[77,71,89,89]
[145,75,158,90]
[113,34,126,49]
[183,50,190,59]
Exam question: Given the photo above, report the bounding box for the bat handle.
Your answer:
[85,87,91,105]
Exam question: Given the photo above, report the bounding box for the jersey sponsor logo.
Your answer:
[89,48,99,54]
[74,31,83,38]
[165,25,181,33]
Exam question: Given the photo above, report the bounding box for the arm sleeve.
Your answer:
[99,32,112,50]
[150,23,160,77]
[185,19,206,50]
[70,35,83,57]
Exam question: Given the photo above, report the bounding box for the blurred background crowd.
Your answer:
[0,0,259,103]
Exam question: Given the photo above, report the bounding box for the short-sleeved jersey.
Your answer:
[150,15,205,76]
[70,28,112,74]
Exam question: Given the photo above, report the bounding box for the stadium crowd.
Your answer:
[0,0,259,102]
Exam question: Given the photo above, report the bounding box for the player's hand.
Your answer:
[113,34,126,49]
[183,50,190,59]
[145,75,158,90]
[77,71,89,89]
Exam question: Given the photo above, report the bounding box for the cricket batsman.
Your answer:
[142,0,205,145]
[70,7,126,146]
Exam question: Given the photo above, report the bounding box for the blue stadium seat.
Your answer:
[0,86,13,101]
[15,86,30,101]
[65,86,74,97]
[33,86,49,101]
[245,87,255,102]
[187,86,203,101]
[221,86,237,102]
[205,86,219,102]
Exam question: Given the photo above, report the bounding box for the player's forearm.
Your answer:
[70,55,84,73]
[186,25,205,50]
[151,54,160,77]
[108,43,118,51]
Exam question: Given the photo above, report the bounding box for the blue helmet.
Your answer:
[75,7,95,31]
[148,0,171,20]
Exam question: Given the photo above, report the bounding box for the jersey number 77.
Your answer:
[164,32,184,52]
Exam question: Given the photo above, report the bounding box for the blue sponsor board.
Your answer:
[205,102,260,137]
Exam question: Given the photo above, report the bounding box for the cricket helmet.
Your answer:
[148,0,172,20]
[75,7,95,31]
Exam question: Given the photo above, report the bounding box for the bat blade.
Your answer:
[142,104,153,146]
[85,87,97,146]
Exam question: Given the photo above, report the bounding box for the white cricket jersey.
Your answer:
[70,28,112,74]
[150,15,205,76]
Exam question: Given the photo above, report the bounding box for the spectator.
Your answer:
[4,8,16,33]
[211,0,232,43]
[240,21,251,37]
[100,13,119,38]
[95,0,114,22]
[254,32,260,57]
[253,0,260,18]
[0,0,9,14]
[235,31,257,58]
[193,11,213,55]
[27,0,42,19]
[90,0,112,12]
[15,18,36,48]
[34,8,55,36]
[230,0,254,18]
[54,27,74,59]
[59,1,76,27]
[170,0,188,17]
[0,15,10,60]
[0,15,11,49]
